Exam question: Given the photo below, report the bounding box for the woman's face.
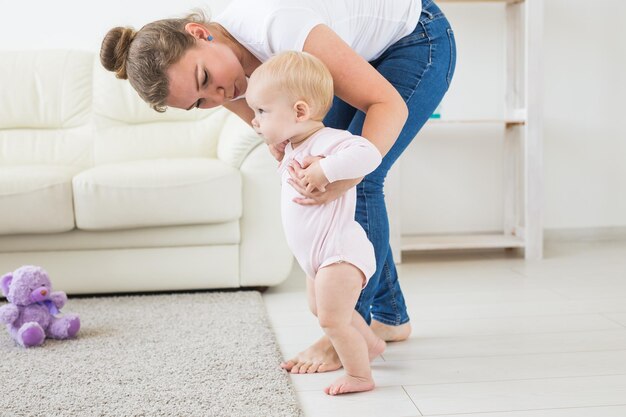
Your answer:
[166,39,247,110]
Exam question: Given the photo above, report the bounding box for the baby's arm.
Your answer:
[297,135,382,193]
[319,136,383,183]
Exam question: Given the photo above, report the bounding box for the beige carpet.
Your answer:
[0,291,303,417]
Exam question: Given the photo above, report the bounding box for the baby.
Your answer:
[246,51,386,395]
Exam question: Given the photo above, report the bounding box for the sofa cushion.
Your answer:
[93,115,227,166]
[92,57,215,125]
[73,158,242,230]
[0,165,80,235]
[92,59,229,165]
[0,127,93,167]
[0,50,92,129]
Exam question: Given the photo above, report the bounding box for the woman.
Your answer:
[101,0,456,374]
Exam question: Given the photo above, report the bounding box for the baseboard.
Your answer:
[545,226,626,243]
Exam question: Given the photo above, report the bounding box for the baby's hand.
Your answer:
[295,157,329,193]
[268,140,289,162]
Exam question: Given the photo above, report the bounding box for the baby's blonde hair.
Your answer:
[251,51,334,121]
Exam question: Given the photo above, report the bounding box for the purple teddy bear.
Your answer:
[0,265,80,347]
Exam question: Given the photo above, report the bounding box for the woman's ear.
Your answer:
[294,101,311,121]
[184,22,210,40]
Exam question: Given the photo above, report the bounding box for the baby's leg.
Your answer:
[314,271,386,361]
[350,309,386,361]
[306,276,317,317]
[316,263,375,395]
[281,277,343,374]
[283,276,385,375]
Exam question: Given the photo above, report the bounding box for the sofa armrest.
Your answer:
[215,111,293,287]
[238,145,293,287]
[216,113,263,168]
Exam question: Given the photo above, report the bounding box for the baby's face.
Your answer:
[246,79,303,145]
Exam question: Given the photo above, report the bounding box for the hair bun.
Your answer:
[100,27,136,80]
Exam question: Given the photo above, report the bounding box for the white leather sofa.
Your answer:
[0,50,293,294]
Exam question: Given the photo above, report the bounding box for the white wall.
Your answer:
[0,0,231,51]
[1,0,624,233]
[541,0,626,230]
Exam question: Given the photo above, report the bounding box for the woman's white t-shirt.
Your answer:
[215,0,422,63]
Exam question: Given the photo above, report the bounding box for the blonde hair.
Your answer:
[251,51,334,121]
[100,10,210,113]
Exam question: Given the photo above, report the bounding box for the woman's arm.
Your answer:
[303,24,408,156]
[287,24,407,204]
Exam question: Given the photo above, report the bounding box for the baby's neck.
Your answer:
[290,121,325,149]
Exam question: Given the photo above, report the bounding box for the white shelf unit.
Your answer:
[388,0,544,261]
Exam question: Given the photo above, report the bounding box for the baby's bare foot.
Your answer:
[280,335,342,374]
[369,337,386,361]
[371,320,412,342]
[324,375,375,396]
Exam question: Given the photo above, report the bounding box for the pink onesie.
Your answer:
[278,127,382,285]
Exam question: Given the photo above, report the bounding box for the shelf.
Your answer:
[429,109,527,126]
[388,0,543,261]
[402,233,525,251]
[428,118,526,126]
[438,0,524,4]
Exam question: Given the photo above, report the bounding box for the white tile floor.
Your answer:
[263,239,626,417]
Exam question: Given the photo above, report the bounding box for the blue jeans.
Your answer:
[323,0,456,325]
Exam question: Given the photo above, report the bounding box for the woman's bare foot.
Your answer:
[281,335,385,375]
[281,325,396,374]
[370,320,412,342]
[324,375,375,396]
[280,335,342,374]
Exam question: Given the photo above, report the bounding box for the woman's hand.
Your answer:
[288,156,362,205]
[268,140,289,162]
